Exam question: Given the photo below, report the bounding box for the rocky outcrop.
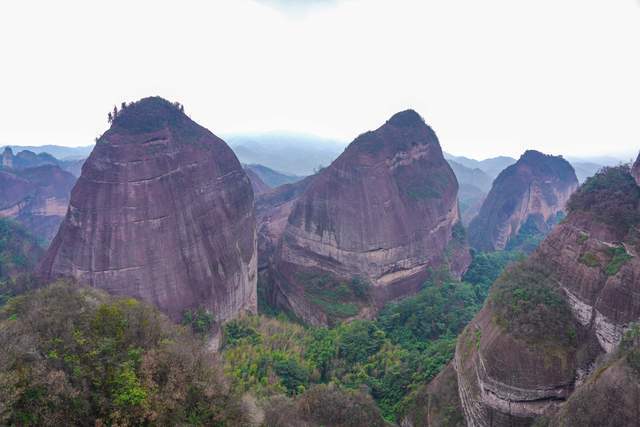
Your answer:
[632,151,640,186]
[450,164,640,426]
[2,147,13,169]
[468,150,578,252]
[244,166,271,195]
[39,97,257,322]
[400,362,465,427]
[0,165,76,243]
[270,110,470,325]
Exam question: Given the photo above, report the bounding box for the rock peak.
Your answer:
[109,96,190,135]
[632,151,640,186]
[386,109,424,128]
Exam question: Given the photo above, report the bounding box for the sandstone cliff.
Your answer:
[244,165,271,195]
[632,151,640,186]
[449,164,640,426]
[39,97,257,322]
[269,110,470,325]
[468,150,578,252]
[0,165,76,243]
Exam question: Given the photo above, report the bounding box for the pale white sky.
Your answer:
[0,0,638,159]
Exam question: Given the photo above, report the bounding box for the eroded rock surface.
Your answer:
[0,165,76,243]
[450,164,640,426]
[468,150,578,251]
[269,110,470,325]
[39,97,257,321]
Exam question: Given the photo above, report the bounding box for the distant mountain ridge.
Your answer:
[1,144,93,160]
[244,163,303,187]
[444,152,516,179]
[468,150,579,252]
[226,132,345,176]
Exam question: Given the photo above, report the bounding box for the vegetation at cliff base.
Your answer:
[0,282,248,426]
[567,165,640,235]
[224,255,518,422]
[0,218,42,282]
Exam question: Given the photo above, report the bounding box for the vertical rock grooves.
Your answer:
[451,163,640,425]
[268,109,470,325]
[39,97,257,322]
[468,150,578,251]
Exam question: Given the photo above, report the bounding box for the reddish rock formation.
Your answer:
[244,165,271,195]
[632,151,640,186]
[2,147,13,169]
[468,150,578,252]
[39,97,257,322]
[269,110,470,325]
[450,164,640,426]
[0,165,76,243]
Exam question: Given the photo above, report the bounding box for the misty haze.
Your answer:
[0,1,639,426]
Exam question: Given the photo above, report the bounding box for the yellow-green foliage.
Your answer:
[0,282,248,426]
[579,252,600,268]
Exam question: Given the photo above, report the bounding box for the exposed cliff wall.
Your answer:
[244,166,271,195]
[451,164,640,426]
[468,150,578,252]
[39,97,257,322]
[270,110,470,325]
[0,165,76,243]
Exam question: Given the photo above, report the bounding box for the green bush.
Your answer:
[605,246,632,276]
[181,307,214,334]
[491,261,576,346]
[0,282,248,426]
[579,252,600,268]
[298,272,370,323]
[568,165,640,235]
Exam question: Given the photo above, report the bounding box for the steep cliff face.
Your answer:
[39,97,257,322]
[400,362,465,427]
[632,151,640,186]
[452,164,640,426]
[468,150,578,252]
[271,110,470,325]
[244,165,271,195]
[0,165,76,243]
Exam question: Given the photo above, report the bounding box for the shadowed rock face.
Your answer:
[468,150,578,252]
[632,151,640,186]
[39,97,257,322]
[450,164,640,426]
[244,166,271,195]
[270,110,470,325]
[0,165,76,243]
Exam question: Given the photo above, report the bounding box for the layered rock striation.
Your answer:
[447,164,640,426]
[39,97,257,322]
[269,110,470,325]
[468,150,578,252]
[0,165,76,243]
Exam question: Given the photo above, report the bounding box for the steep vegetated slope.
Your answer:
[444,163,640,426]
[39,97,257,322]
[268,110,470,325]
[469,150,579,252]
[0,282,250,426]
[0,218,43,282]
